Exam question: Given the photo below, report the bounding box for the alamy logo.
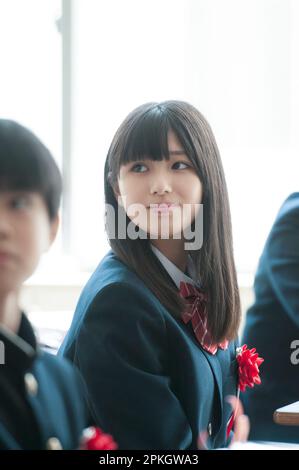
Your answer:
[0,340,5,365]
[290,340,299,365]
[105,201,204,250]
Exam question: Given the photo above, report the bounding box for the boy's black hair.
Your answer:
[0,119,62,220]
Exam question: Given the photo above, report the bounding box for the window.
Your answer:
[0,0,62,166]
[69,0,299,280]
[0,0,64,274]
[2,0,299,283]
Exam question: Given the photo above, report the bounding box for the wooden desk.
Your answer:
[274,401,299,426]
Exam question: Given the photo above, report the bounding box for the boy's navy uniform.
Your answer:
[59,250,238,450]
[242,193,299,443]
[0,314,87,449]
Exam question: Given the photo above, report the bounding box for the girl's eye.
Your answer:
[172,161,190,170]
[131,163,148,173]
[10,195,31,210]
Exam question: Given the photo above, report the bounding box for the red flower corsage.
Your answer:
[236,344,264,392]
[79,426,118,450]
[226,344,264,440]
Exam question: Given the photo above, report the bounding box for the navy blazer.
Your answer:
[59,250,238,450]
[0,315,87,450]
[242,192,299,443]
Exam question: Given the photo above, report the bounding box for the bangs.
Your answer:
[120,107,172,166]
[0,156,44,192]
[0,154,44,193]
[0,119,62,219]
[107,101,202,183]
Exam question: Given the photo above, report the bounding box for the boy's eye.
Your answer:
[10,195,31,210]
[172,161,190,170]
[131,163,148,173]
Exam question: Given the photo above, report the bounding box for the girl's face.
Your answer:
[115,130,203,239]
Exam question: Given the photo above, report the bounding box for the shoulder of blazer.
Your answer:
[62,250,167,341]
[276,192,299,222]
[82,249,152,299]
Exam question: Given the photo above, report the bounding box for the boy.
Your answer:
[0,119,87,449]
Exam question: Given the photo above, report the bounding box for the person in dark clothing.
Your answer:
[0,120,90,449]
[242,192,299,443]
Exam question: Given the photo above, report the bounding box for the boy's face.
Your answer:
[0,191,58,294]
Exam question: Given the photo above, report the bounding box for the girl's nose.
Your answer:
[149,174,172,195]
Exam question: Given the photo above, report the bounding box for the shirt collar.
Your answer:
[0,313,38,373]
[150,244,200,289]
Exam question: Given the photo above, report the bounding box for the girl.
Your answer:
[59,101,241,450]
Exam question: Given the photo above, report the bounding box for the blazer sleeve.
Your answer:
[74,282,193,450]
[265,206,299,327]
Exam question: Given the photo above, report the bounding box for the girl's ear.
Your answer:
[113,184,120,200]
[113,186,123,207]
[108,171,124,207]
[112,182,124,207]
[108,171,121,203]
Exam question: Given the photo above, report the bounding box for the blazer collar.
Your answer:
[150,244,200,289]
[0,313,38,373]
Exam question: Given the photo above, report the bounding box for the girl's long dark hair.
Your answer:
[104,101,240,342]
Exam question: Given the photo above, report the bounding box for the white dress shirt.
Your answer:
[150,244,200,289]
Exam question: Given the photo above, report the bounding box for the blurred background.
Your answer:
[1,0,298,347]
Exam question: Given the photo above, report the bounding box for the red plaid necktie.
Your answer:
[179,281,229,355]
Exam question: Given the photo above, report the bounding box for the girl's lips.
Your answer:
[149,203,179,214]
[149,203,179,207]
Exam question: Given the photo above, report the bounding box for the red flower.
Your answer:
[236,344,264,392]
[80,426,118,450]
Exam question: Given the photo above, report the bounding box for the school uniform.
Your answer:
[59,246,238,450]
[0,313,87,449]
[242,192,299,443]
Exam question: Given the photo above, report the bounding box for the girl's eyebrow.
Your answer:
[168,150,186,155]
[127,150,187,164]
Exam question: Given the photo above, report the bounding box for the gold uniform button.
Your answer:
[207,422,213,436]
[46,437,63,450]
[24,372,38,396]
